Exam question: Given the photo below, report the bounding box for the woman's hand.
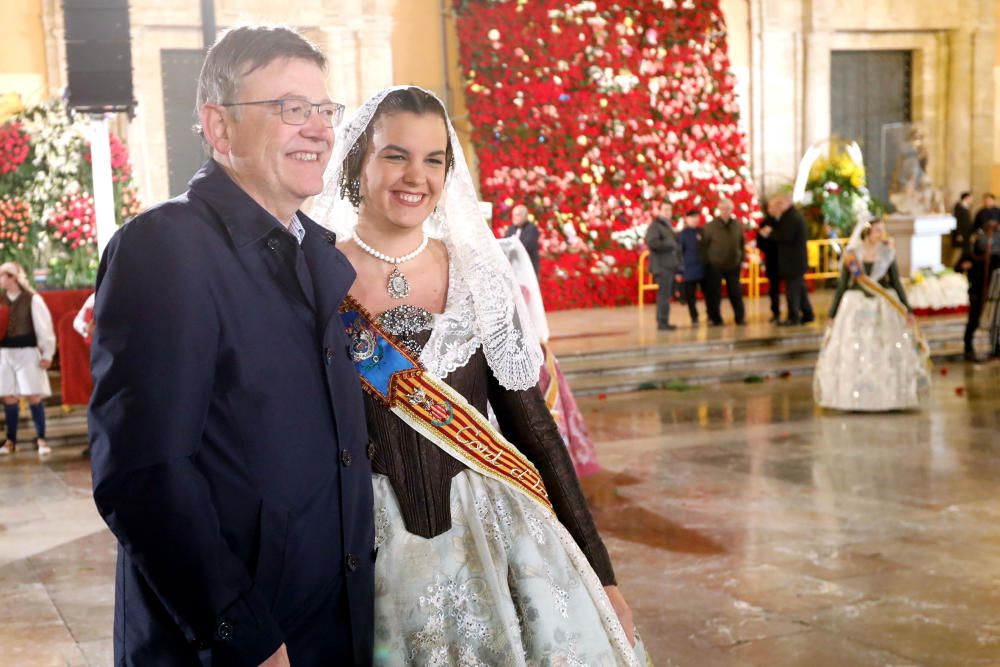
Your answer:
[603,585,635,647]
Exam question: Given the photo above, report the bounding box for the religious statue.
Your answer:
[888,125,944,214]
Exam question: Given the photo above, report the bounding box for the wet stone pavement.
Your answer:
[0,362,998,665]
[583,361,1000,666]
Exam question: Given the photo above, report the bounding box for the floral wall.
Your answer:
[454,0,758,309]
[0,101,141,289]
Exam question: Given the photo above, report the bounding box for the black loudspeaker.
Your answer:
[62,0,134,113]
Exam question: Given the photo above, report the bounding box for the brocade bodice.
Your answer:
[361,304,616,586]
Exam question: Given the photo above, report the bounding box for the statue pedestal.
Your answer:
[884,213,956,276]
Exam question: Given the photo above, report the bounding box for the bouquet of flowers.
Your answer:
[46,192,98,288]
[0,99,141,287]
[0,194,35,269]
[800,140,884,238]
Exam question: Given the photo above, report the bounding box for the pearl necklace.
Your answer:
[354,231,429,299]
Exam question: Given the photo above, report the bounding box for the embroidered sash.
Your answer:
[845,252,931,361]
[340,298,553,514]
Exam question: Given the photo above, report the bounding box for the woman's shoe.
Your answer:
[0,440,16,455]
[37,439,51,456]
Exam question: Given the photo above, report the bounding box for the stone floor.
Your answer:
[1,360,998,665]
[583,361,1000,666]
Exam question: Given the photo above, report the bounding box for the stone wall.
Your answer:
[35,0,396,204]
[4,0,1000,210]
[747,0,997,205]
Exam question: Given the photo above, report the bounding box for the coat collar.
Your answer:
[187,159,301,248]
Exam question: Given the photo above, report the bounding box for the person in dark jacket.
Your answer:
[756,205,782,322]
[644,200,683,330]
[677,209,705,325]
[764,194,814,325]
[951,191,974,263]
[973,193,1000,232]
[701,198,746,325]
[504,204,540,276]
[88,26,375,666]
[960,219,1000,361]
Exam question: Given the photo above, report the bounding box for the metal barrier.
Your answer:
[637,237,849,305]
[637,249,656,307]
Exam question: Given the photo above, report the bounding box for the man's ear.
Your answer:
[200,104,232,156]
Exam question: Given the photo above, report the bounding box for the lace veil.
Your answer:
[498,237,550,344]
[310,85,543,390]
[845,215,895,282]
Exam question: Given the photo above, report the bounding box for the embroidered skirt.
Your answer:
[814,291,930,411]
[371,470,648,666]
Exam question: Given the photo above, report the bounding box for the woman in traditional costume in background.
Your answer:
[498,236,601,478]
[814,218,930,411]
[312,86,647,666]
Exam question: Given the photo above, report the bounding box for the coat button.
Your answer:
[324,347,334,366]
[367,440,376,459]
[341,450,352,467]
[346,553,359,572]
[267,237,280,251]
[216,620,234,641]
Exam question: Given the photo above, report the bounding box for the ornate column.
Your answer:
[357,7,395,99]
[945,26,973,202]
[40,0,66,97]
[752,0,804,191]
[970,15,996,199]
[802,29,832,151]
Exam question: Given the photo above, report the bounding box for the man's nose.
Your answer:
[300,110,331,139]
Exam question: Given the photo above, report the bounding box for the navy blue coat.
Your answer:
[89,160,374,666]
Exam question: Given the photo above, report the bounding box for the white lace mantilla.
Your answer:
[310,84,543,391]
[420,243,539,390]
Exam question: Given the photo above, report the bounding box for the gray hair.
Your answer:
[194,24,326,141]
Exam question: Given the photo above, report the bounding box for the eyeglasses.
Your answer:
[219,97,345,127]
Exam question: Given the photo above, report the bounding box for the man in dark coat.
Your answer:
[950,191,973,263]
[89,26,374,666]
[973,193,1000,231]
[504,204,540,276]
[960,219,1000,361]
[764,195,814,325]
[701,198,746,326]
[756,205,782,322]
[644,200,683,330]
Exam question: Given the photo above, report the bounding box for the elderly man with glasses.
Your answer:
[89,25,375,666]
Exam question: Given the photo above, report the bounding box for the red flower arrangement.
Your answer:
[48,193,97,251]
[0,195,32,251]
[0,122,30,176]
[454,0,758,309]
[0,99,143,287]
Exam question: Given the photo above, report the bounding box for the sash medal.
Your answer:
[340,298,553,513]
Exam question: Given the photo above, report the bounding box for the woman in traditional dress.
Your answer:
[498,236,601,478]
[312,86,646,665]
[814,218,930,411]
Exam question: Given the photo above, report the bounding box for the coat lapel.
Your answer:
[298,218,356,336]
